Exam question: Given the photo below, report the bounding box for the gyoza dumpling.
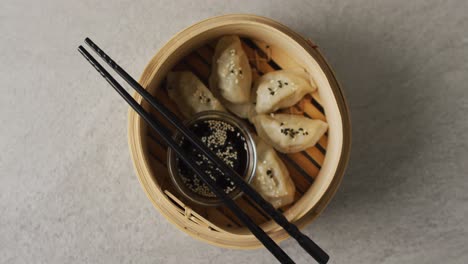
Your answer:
[219,74,257,121]
[251,114,328,153]
[221,79,258,119]
[210,35,252,104]
[166,71,225,118]
[255,70,317,114]
[251,137,295,208]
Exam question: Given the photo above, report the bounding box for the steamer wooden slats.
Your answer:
[235,197,270,225]
[318,135,328,149]
[195,46,213,65]
[281,161,311,194]
[243,196,272,221]
[147,153,172,190]
[129,14,350,249]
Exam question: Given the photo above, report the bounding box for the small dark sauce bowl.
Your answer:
[167,111,257,206]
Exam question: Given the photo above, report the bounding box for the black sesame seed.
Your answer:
[299,128,304,131]
[280,122,284,126]
[270,92,275,95]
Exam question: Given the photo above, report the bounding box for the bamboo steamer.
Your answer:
[128,14,351,249]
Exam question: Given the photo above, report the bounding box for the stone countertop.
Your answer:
[1,0,467,263]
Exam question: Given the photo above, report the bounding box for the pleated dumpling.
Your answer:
[221,80,258,119]
[251,137,295,208]
[255,70,317,114]
[210,35,252,104]
[166,71,225,118]
[251,114,328,153]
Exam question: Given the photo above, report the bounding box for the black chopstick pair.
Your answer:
[78,38,329,264]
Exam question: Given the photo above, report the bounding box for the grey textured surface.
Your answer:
[1,0,467,263]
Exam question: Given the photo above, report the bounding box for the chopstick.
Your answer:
[79,38,329,264]
[78,45,293,264]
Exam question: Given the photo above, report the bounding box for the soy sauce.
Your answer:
[176,119,248,198]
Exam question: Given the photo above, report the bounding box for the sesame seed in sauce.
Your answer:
[176,119,248,198]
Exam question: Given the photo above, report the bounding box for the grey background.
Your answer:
[1,0,467,263]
